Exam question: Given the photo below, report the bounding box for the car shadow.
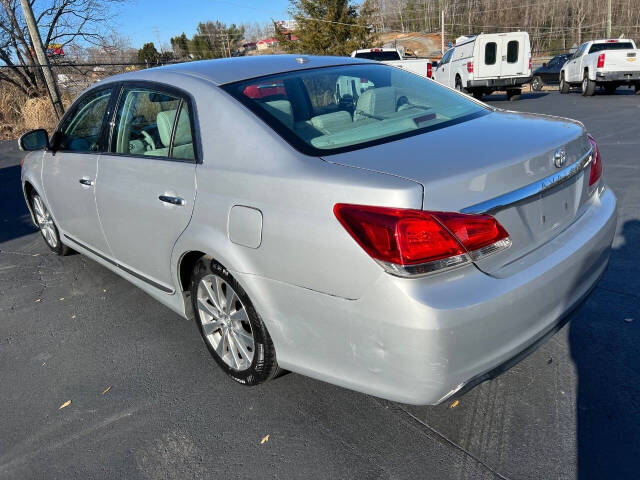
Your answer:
[570,219,640,479]
[487,92,550,101]
[0,164,37,243]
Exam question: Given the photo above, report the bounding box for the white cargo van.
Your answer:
[432,32,532,100]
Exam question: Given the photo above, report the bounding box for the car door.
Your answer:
[475,35,502,79]
[433,48,453,86]
[95,83,198,292]
[567,44,586,81]
[41,86,115,255]
[499,34,527,77]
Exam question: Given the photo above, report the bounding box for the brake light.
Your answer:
[528,56,532,71]
[467,61,474,73]
[587,134,603,186]
[597,53,605,68]
[334,204,511,276]
[427,63,432,78]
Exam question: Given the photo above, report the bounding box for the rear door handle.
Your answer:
[158,195,185,206]
[79,178,95,186]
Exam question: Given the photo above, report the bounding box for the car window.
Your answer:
[589,42,635,53]
[485,42,497,65]
[353,51,402,61]
[507,41,519,63]
[110,87,195,160]
[440,49,453,65]
[56,88,111,152]
[223,64,488,156]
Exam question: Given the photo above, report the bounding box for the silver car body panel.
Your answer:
[20,56,617,404]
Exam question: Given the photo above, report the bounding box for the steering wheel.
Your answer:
[140,130,156,151]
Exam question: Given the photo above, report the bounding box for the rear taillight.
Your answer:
[528,56,532,71]
[467,61,474,73]
[587,134,603,186]
[334,204,511,276]
[427,63,432,78]
[597,53,605,68]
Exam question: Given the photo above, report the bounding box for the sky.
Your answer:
[118,0,292,49]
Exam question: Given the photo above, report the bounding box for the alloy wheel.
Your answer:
[32,194,58,248]
[196,274,255,371]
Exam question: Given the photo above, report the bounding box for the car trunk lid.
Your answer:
[323,110,593,276]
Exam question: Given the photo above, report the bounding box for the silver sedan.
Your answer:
[19,55,616,404]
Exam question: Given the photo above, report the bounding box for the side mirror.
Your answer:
[18,129,49,151]
[432,61,439,68]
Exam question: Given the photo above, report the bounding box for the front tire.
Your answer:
[191,257,280,385]
[30,193,68,255]
[582,74,596,96]
[559,73,570,94]
[531,76,543,91]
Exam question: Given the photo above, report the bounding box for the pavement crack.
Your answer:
[393,404,513,480]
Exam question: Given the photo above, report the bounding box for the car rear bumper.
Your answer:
[467,76,531,89]
[239,187,617,405]
[595,70,640,82]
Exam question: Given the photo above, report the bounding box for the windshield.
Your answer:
[223,64,488,156]
[353,51,402,61]
[589,42,635,53]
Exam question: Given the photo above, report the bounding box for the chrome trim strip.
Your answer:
[63,233,175,294]
[461,147,593,215]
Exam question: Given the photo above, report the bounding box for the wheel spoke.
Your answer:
[202,280,223,314]
[214,277,226,313]
[201,318,225,336]
[226,330,240,369]
[230,307,249,323]
[215,329,227,356]
[225,288,237,315]
[197,298,219,320]
[235,329,254,351]
[231,330,252,362]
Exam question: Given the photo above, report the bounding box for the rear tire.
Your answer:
[531,76,543,91]
[191,256,280,386]
[30,193,69,256]
[506,88,521,101]
[455,76,468,94]
[581,74,596,96]
[634,83,640,95]
[559,73,570,94]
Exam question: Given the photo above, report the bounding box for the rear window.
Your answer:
[223,64,488,156]
[354,51,401,61]
[589,42,635,53]
[485,42,497,65]
[507,41,519,63]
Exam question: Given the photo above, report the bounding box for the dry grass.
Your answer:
[0,83,68,140]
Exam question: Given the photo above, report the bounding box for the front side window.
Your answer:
[507,41,519,63]
[111,87,195,160]
[57,88,111,152]
[223,64,488,156]
[440,48,454,65]
[485,42,497,65]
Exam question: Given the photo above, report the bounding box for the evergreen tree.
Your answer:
[137,42,160,64]
[275,0,376,56]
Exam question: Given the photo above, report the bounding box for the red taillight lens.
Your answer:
[528,56,532,71]
[587,134,603,186]
[597,53,605,68]
[467,61,474,73]
[427,63,432,78]
[334,204,510,275]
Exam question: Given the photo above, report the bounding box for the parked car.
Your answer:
[531,53,571,90]
[351,48,432,78]
[19,55,616,405]
[431,32,532,100]
[560,38,640,95]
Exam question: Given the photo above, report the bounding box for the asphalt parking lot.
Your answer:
[1,88,639,480]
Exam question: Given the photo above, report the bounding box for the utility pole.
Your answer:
[607,0,612,38]
[19,0,64,119]
[441,9,445,55]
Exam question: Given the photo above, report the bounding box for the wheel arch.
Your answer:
[22,181,38,226]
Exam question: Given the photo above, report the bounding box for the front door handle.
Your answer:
[158,195,185,206]
[79,178,95,186]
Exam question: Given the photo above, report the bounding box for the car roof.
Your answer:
[101,55,374,86]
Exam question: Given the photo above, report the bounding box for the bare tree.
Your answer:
[0,0,124,95]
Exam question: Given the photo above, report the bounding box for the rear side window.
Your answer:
[354,51,401,61]
[485,42,497,65]
[110,87,195,160]
[507,41,519,63]
[589,42,635,53]
[56,88,111,152]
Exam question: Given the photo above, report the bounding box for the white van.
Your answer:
[432,32,532,100]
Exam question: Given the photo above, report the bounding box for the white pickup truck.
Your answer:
[560,38,640,96]
[351,48,432,79]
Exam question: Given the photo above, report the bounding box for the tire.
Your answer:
[506,88,521,101]
[581,73,596,96]
[191,256,280,385]
[634,83,640,95]
[30,193,68,255]
[455,77,468,94]
[559,73,570,94]
[531,76,543,91]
